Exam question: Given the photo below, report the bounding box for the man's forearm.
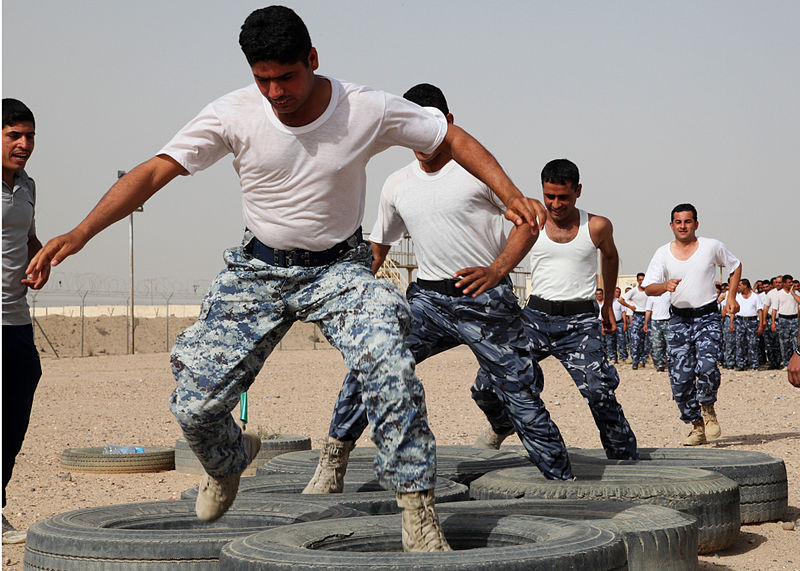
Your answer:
[489,225,536,278]
[370,242,391,275]
[599,252,619,307]
[644,283,667,296]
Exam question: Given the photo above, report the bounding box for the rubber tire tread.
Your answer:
[181,474,469,514]
[219,512,627,570]
[470,464,740,554]
[258,444,529,484]
[59,446,174,473]
[566,447,788,524]
[23,498,365,570]
[437,499,698,570]
[174,436,310,476]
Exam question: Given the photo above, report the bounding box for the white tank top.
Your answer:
[529,209,598,301]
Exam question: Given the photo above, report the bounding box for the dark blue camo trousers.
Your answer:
[735,318,760,370]
[630,313,647,366]
[777,316,799,367]
[328,281,573,480]
[473,308,639,460]
[615,320,628,360]
[170,234,436,492]
[764,326,783,369]
[649,319,669,369]
[722,315,736,368]
[666,311,721,424]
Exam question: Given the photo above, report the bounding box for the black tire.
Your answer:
[259,445,529,484]
[437,499,698,570]
[23,498,365,570]
[181,474,469,515]
[219,512,627,570]
[174,435,310,476]
[567,447,788,524]
[59,446,174,474]
[470,464,740,554]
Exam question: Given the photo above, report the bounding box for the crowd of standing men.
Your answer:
[599,275,800,372]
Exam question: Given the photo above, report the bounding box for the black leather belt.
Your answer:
[250,228,361,267]
[527,295,596,316]
[670,301,718,318]
[739,316,758,321]
[633,311,646,315]
[778,314,798,319]
[417,279,466,296]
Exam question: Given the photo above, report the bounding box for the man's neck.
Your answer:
[418,155,452,174]
[276,75,331,127]
[3,168,18,188]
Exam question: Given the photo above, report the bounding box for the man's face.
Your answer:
[636,275,644,286]
[542,182,581,223]
[794,280,799,291]
[737,282,745,293]
[2,121,35,175]
[595,289,604,303]
[669,211,698,242]
[252,49,318,119]
[615,287,621,298]
[773,278,783,290]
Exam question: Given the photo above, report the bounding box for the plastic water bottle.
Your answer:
[103,445,145,454]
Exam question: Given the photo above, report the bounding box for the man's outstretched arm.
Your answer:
[26,155,186,278]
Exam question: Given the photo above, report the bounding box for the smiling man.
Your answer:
[25,6,547,552]
[2,98,50,544]
[470,158,639,461]
[642,203,741,446]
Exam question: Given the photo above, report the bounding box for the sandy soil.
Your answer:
[2,322,798,569]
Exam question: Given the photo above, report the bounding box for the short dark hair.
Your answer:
[541,159,579,189]
[741,278,751,289]
[403,83,449,115]
[636,272,645,279]
[239,6,312,67]
[3,98,35,128]
[671,203,698,222]
[596,288,603,293]
[783,274,794,282]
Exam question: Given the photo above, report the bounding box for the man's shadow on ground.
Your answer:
[711,432,799,447]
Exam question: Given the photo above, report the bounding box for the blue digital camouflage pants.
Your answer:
[170,234,436,492]
[776,316,799,367]
[328,282,573,480]
[473,308,639,460]
[630,313,647,366]
[721,315,736,368]
[615,320,628,361]
[666,311,721,424]
[735,318,760,370]
[764,326,783,369]
[649,319,669,369]
[602,329,616,362]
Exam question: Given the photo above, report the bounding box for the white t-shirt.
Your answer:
[758,291,768,309]
[622,286,649,312]
[646,292,672,320]
[370,160,506,281]
[773,289,800,316]
[612,298,624,321]
[529,209,599,302]
[642,237,740,309]
[159,78,448,251]
[735,291,763,318]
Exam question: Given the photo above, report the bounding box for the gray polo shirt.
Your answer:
[3,170,36,325]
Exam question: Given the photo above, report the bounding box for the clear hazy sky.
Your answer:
[3,1,798,299]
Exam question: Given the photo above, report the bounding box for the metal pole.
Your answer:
[80,291,88,356]
[130,209,135,354]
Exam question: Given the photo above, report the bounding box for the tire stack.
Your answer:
[27,443,788,569]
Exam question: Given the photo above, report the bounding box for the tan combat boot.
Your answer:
[473,426,515,450]
[396,489,452,552]
[302,437,355,494]
[701,404,721,440]
[682,420,707,446]
[195,432,261,522]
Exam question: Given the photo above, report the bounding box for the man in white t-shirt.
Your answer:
[25,7,546,552]
[731,278,764,370]
[471,159,639,460]
[643,203,741,446]
[312,85,573,490]
[619,273,649,369]
[610,286,628,362]
[771,274,800,367]
[763,276,784,369]
[643,291,671,372]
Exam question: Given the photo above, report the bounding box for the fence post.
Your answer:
[163,292,174,351]
[80,291,89,357]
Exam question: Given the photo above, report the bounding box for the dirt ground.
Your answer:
[2,320,799,569]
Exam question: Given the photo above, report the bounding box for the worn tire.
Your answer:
[437,499,698,570]
[23,498,364,570]
[181,474,469,514]
[567,447,788,524]
[219,512,627,570]
[259,445,529,484]
[174,435,310,476]
[59,446,174,474]
[470,464,740,554]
